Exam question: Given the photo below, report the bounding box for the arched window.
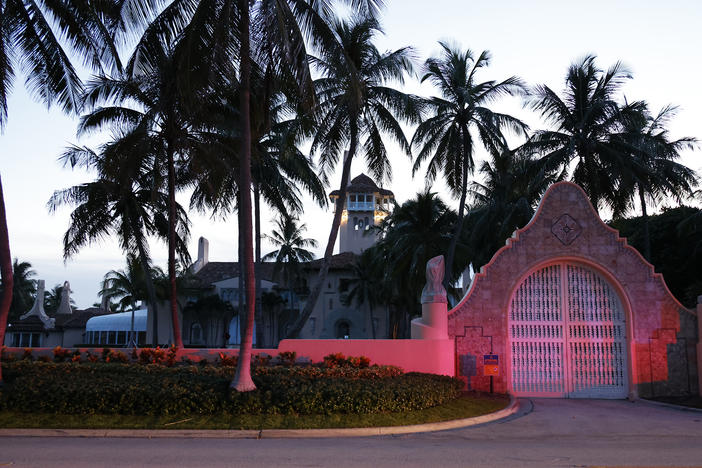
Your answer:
[353,216,358,230]
[336,320,351,339]
[190,322,203,344]
[364,216,369,230]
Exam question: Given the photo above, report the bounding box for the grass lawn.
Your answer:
[0,392,509,430]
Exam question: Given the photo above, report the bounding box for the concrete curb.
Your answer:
[637,398,702,413]
[0,396,520,439]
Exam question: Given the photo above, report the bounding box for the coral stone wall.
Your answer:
[449,182,698,397]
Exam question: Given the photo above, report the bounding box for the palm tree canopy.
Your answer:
[262,216,318,284]
[412,42,528,196]
[99,254,166,312]
[465,145,561,268]
[0,259,36,321]
[610,103,699,216]
[310,15,422,183]
[525,54,643,212]
[0,0,126,127]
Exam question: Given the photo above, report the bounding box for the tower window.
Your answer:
[336,320,351,339]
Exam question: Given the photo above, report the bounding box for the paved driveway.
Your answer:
[1,399,701,467]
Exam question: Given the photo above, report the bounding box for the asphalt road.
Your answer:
[1,399,702,467]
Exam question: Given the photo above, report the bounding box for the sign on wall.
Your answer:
[484,354,499,376]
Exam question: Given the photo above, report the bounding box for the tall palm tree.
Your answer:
[610,104,699,260]
[341,249,379,338]
[526,54,643,214]
[0,0,122,385]
[79,33,207,350]
[465,146,560,268]
[411,43,527,288]
[49,140,190,346]
[288,15,421,339]
[262,216,318,320]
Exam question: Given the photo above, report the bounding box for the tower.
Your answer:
[330,174,394,254]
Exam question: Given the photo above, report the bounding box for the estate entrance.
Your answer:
[508,263,628,398]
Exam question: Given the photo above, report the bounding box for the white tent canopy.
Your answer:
[86,309,147,332]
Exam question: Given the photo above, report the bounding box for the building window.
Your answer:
[190,322,203,344]
[364,216,369,230]
[329,298,333,309]
[12,332,41,347]
[309,317,316,334]
[353,216,358,230]
[336,321,351,339]
[339,278,350,292]
[117,331,127,344]
[220,288,237,304]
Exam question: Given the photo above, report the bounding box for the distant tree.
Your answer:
[44,284,76,315]
[263,216,318,324]
[341,250,381,338]
[1,259,37,322]
[610,104,698,260]
[370,191,461,336]
[611,206,702,307]
[412,43,527,288]
[464,145,560,268]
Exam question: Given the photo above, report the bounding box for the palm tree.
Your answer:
[465,145,561,268]
[0,0,123,385]
[371,191,460,336]
[262,216,318,321]
[78,34,208,350]
[411,43,528,288]
[49,140,190,347]
[100,256,166,347]
[525,55,643,213]
[288,15,422,339]
[610,104,699,260]
[0,259,37,322]
[44,284,76,315]
[341,249,380,338]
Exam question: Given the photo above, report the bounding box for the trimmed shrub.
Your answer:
[0,361,462,416]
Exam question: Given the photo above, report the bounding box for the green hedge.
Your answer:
[0,361,462,416]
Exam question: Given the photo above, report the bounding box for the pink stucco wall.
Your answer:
[4,339,455,376]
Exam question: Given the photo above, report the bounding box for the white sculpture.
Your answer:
[56,281,73,315]
[20,280,55,329]
[420,255,447,304]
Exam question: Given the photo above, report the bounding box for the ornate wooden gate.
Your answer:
[508,263,628,398]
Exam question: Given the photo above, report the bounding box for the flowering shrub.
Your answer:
[253,354,272,366]
[1,346,16,362]
[277,351,297,366]
[217,352,238,367]
[53,346,72,363]
[0,361,462,416]
[323,353,371,369]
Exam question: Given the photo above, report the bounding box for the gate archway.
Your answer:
[508,262,629,398]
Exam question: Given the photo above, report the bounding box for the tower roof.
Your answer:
[329,174,394,198]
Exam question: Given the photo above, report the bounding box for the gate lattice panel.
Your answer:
[508,263,628,398]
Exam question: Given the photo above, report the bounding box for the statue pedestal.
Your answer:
[411,302,448,340]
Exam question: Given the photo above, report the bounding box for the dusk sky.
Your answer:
[1,0,700,308]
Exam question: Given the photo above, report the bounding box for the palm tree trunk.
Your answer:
[286,123,358,338]
[231,0,256,392]
[639,186,652,262]
[444,131,470,291]
[134,237,160,347]
[166,142,183,349]
[369,304,376,339]
[0,175,14,386]
[254,184,264,347]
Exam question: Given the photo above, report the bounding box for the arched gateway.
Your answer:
[448,182,698,399]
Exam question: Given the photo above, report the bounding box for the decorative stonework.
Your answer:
[551,214,582,245]
[448,182,697,398]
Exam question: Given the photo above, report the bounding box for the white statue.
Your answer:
[56,281,73,315]
[421,255,447,304]
[20,280,55,329]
